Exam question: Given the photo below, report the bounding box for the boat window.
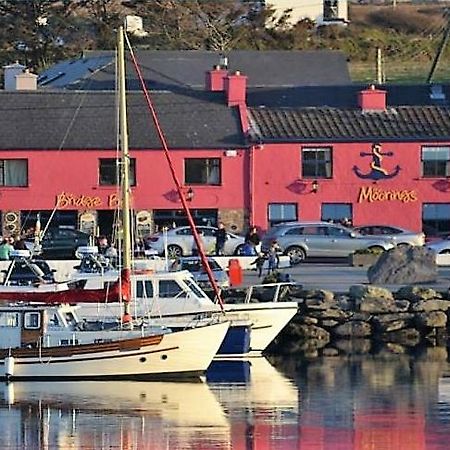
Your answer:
[185,278,208,298]
[0,312,19,327]
[60,338,79,346]
[136,280,154,298]
[159,280,187,298]
[64,312,76,325]
[24,312,41,329]
[49,314,60,326]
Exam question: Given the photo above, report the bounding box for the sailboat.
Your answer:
[0,26,229,381]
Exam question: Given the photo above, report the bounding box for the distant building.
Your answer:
[259,0,348,26]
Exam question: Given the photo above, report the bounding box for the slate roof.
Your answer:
[248,106,450,143]
[38,50,350,90]
[0,89,244,150]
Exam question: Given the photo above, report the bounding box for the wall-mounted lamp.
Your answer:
[185,187,194,202]
[311,180,319,194]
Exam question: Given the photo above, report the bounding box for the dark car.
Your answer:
[26,228,91,259]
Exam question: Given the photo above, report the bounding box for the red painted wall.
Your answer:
[0,148,247,212]
[251,141,450,232]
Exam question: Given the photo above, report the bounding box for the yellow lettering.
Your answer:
[358,187,418,204]
[56,192,103,209]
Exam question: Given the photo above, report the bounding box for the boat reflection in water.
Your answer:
[0,380,230,450]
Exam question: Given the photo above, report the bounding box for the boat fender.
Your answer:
[5,356,15,379]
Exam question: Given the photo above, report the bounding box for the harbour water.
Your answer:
[1,351,450,449]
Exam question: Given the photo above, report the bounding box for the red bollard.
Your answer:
[228,258,243,286]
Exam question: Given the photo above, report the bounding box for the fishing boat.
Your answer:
[0,26,230,380]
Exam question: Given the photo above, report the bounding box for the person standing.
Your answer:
[0,238,14,260]
[245,226,261,253]
[267,240,281,274]
[215,222,227,255]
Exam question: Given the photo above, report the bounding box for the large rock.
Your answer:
[367,246,437,284]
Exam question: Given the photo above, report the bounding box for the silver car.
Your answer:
[146,226,245,258]
[427,237,450,255]
[172,256,229,289]
[352,225,425,247]
[261,221,394,265]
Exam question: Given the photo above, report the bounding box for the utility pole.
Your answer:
[427,10,450,84]
[376,48,383,85]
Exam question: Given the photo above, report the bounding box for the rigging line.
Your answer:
[124,31,225,310]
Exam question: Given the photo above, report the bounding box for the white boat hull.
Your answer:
[223,302,298,354]
[0,321,229,381]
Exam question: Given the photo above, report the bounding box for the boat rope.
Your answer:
[124,32,225,310]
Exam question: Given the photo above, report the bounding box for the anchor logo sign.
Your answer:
[352,143,401,180]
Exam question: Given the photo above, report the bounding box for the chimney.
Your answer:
[358,84,387,111]
[225,71,247,106]
[15,69,38,90]
[205,65,228,92]
[3,61,25,90]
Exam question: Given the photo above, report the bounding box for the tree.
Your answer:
[0,0,76,70]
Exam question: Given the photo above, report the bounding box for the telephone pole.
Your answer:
[427,11,450,84]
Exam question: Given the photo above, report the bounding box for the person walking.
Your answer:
[215,222,227,255]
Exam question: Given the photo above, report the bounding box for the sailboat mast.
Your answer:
[118,26,132,272]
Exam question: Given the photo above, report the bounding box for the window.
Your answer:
[24,312,40,329]
[324,0,339,21]
[423,203,450,233]
[185,158,221,185]
[0,159,27,186]
[268,203,298,226]
[99,158,136,186]
[0,312,19,327]
[159,280,187,298]
[321,203,352,224]
[136,280,154,298]
[421,147,450,177]
[302,147,332,178]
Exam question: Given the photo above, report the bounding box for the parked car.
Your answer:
[25,227,91,259]
[352,225,425,247]
[172,256,229,289]
[427,237,450,255]
[261,221,395,265]
[146,226,245,258]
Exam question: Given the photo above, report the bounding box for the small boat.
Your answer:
[0,302,229,381]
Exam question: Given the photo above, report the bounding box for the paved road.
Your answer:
[242,261,450,293]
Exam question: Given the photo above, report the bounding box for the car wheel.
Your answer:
[285,246,306,265]
[439,249,450,254]
[396,243,411,248]
[367,245,385,253]
[234,244,245,256]
[166,245,183,258]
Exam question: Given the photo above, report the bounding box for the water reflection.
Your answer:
[1,352,450,449]
[0,380,230,449]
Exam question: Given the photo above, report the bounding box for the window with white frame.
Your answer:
[324,0,339,21]
[185,158,221,185]
[421,146,450,177]
[321,203,352,224]
[268,203,298,227]
[0,159,28,186]
[302,147,332,178]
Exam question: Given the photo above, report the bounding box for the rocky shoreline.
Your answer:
[222,283,450,357]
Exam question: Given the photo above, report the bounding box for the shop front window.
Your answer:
[423,203,450,233]
[321,203,352,225]
[268,203,298,227]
